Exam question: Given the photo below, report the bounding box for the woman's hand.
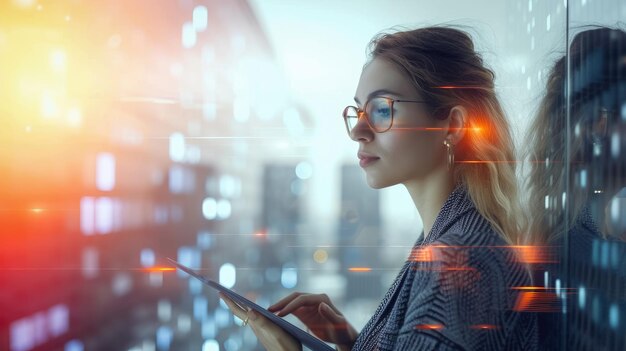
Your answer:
[219,293,302,351]
[268,292,358,351]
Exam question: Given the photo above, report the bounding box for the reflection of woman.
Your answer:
[526,27,626,245]
[525,27,626,350]
[221,26,537,350]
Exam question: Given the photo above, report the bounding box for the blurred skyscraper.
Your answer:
[338,164,382,299]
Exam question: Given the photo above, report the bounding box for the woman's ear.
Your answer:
[445,105,468,145]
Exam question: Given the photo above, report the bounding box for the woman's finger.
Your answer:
[318,302,345,325]
[219,293,248,321]
[246,310,303,351]
[268,292,303,312]
[277,294,327,316]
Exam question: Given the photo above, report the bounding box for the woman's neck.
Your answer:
[403,168,455,238]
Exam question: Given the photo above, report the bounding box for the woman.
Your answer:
[221,26,538,350]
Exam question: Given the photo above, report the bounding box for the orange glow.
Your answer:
[470,324,498,330]
[30,208,45,213]
[393,127,478,131]
[348,267,372,272]
[440,266,475,271]
[510,246,556,264]
[254,229,267,238]
[144,267,176,272]
[415,323,445,330]
[410,247,434,262]
[513,291,560,312]
[393,127,447,131]
[511,286,550,290]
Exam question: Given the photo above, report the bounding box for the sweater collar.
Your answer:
[421,185,475,245]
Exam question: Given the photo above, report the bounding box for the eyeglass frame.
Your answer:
[342,96,429,135]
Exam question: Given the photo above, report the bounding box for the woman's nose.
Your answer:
[349,115,374,142]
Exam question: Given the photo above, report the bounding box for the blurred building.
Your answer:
[338,164,382,299]
[0,1,309,350]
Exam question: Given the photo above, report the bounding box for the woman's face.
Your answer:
[351,57,449,189]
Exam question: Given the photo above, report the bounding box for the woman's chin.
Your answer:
[365,175,393,189]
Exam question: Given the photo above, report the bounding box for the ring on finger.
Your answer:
[242,315,250,327]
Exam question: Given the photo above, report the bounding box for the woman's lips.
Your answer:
[359,156,380,167]
[357,153,380,167]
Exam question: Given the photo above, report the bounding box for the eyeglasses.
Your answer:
[342,96,428,134]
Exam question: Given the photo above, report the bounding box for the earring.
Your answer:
[444,140,455,170]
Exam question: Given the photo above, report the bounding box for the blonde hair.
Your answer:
[370,26,525,245]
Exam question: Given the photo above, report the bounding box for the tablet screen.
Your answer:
[167,258,335,351]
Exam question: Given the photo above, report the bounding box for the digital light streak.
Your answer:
[414,323,445,330]
[469,324,498,330]
[0,267,179,272]
[410,246,434,262]
[389,127,481,131]
[512,291,561,313]
[144,267,176,272]
[510,245,557,264]
[511,286,576,291]
[253,228,268,238]
[348,267,372,272]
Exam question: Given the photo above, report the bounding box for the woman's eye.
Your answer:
[375,107,391,117]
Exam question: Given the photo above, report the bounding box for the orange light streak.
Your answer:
[348,267,372,272]
[392,127,479,131]
[144,267,176,272]
[254,228,268,238]
[510,246,556,264]
[470,324,498,330]
[511,286,549,290]
[513,291,560,312]
[410,247,434,262]
[415,323,445,330]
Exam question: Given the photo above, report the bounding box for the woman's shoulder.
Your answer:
[423,212,530,286]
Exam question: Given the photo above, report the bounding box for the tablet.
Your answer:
[167,258,335,351]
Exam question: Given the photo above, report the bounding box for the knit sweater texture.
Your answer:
[351,186,538,350]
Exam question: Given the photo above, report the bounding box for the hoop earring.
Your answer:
[444,140,455,170]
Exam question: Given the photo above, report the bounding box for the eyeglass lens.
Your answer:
[344,97,392,133]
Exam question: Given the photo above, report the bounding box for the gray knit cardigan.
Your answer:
[351,186,538,350]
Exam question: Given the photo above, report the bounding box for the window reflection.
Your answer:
[526,25,626,350]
